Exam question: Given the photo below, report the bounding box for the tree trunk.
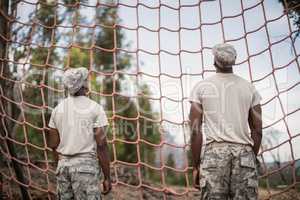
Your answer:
[0,0,30,199]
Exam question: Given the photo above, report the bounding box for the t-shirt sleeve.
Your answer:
[94,104,109,128]
[251,85,262,107]
[48,108,57,129]
[189,82,203,104]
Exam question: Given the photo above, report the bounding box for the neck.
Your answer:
[73,87,87,96]
[216,68,233,74]
[215,64,233,74]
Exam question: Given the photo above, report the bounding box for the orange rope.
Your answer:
[0,0,299,199]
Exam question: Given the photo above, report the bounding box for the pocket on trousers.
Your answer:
[240,152,256,169]
[77,165,97,174]
[202,161,218,170]
[202,153,218,169]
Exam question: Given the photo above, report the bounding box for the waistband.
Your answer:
[58,152,97,160]
[206,141,253,148]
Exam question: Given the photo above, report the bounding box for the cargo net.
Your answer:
[0,0,300,199]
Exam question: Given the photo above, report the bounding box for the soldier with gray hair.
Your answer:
[47,67,111,199]
[189,43,262,199]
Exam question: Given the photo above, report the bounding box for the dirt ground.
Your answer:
[1,165,299,199]
[101,186,300,200]
[2,183,300,200]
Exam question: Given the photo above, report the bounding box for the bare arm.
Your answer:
[248,104,262,156]
[94,126,111,180]
[46,128,60,165]
[46,128,60,150]
[189,102,203,169]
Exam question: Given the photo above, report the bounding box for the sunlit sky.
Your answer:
[117,0,300,162]
[16,0,300,163]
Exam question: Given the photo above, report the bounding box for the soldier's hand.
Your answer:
[192,167,200,190]
[102,179,112,195]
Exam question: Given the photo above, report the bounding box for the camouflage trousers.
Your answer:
[56,154,101,200]
[199,142,258,200]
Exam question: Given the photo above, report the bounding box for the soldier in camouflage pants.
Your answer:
[199,142,258,200]
[56,154,101,200]
[47,68,111,199]
[189,44,262,199]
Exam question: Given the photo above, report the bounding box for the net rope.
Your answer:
[0,0,300,199]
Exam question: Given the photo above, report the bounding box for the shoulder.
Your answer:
[233,74,249,82]
[193,77,218,92]
[87,98,101,106]
[233,75,253,87]
[190,79,218,101]
[205,74,218,81]
[52,98,68,114]
[87,98,105,112]
[232,75,260,97]
[192,78,214,89]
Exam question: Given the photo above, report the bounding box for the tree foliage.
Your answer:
[279,0,300,40]
[10,0,161,182]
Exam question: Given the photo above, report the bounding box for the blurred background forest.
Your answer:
[0,0,300,199]
[0,0,189,196]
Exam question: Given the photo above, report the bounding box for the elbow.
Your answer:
[97,141,108,152]
[191,129,202,137]
[257,130,262,138]
[47,129,60,150]
[47,142,58,150]
[190,122,202,136]
[251,128,262,138]
[190,128,203,143]
[46,137,59,149]
[97,144,105,152]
